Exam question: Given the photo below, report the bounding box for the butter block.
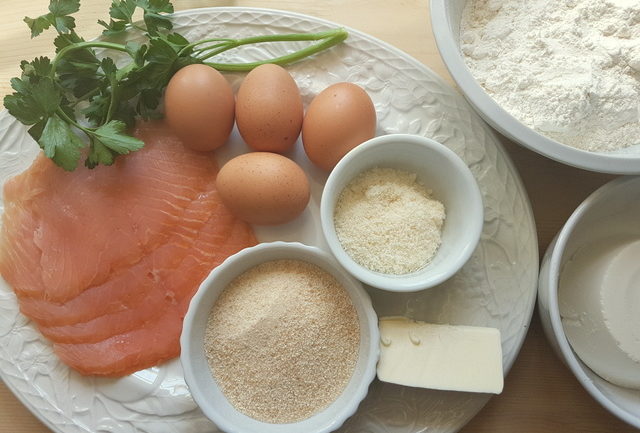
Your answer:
[377,317,503,394]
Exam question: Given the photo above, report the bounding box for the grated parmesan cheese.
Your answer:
[334,167,445,275]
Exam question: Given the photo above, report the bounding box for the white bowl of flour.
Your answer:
[431,0,640,174]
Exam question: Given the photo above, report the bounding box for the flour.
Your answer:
[460,0,640,152]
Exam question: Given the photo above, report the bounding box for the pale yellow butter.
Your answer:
[377,317,504,394]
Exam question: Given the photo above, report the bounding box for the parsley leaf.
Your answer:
[49,0,80,34]
[98,19,127,36]
[48,0,81,17]
[85,119,144,168]
[54,33,103,98]
[51,14,76,34]
[143,37,178,82]
[83,94,111,125]
[4,85,43,125]
[24,0,79,37]
[22,56,54,76]
[120,37,183,117]
[28,120,48,142]
[109,0,137,21]
[80,58,120,126]
[4,72,60,126]
[137,0,173,35]
[23,16,52,38]
[125,41,146,66]
[99,0,137,36]
[31,77,62,117]
[165,32,190,53]
[86,140,115,168]
[40,115,84,171]
[92,120,144,155]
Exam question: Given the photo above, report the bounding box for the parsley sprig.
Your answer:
[4,0,348,171]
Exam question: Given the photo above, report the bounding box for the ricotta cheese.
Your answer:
[559,238,640,389]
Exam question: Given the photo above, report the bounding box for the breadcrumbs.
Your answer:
[204,259,360,423]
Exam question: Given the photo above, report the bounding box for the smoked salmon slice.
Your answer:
[54,294,192,377]
[54,215,256,376]
[1,122,218,303]
[18,173,222,330]
[39,189,247,344]
[0,121,257,376]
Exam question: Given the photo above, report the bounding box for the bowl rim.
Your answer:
[430,0,640,175]
[543,176,640,428]
[320,133,484,292]
[180,241,380,433]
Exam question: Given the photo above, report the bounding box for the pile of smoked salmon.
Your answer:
[0,122,256,377]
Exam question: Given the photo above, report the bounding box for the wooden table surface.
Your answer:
[0,1,636,432]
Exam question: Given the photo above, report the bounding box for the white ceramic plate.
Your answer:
[0,7,539,433]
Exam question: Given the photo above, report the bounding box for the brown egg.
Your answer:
[235,64,304,153]
[164,64,235,152]
[302,82,376,171]
[216,152,310,225]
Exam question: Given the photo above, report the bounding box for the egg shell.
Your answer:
[235,64,304,153]
[216,152,310,225]
[164,64,235,152]
[302,82,377,171]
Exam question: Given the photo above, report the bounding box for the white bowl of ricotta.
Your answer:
[320,134,483,292]
[430,0,640,174]
[537,176,640,428]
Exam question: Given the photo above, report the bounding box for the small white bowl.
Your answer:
[430,0,640,174]
[320,134,483,292]
[180,241,379,433]
[538,176,640,428]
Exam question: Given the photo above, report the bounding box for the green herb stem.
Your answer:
[182,37,235,54]
[74,87,102,105]
[198,28,348,71]
[115,62,136,81]
[104,82,118,124]
[191,42,233,54]
[56,107,91,134]
[51,41,129,76]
